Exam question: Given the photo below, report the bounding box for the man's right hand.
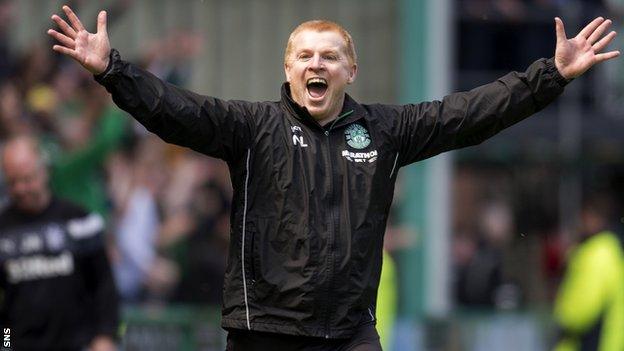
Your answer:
[48,5,111,75]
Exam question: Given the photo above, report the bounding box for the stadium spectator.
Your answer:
[108,135,179,303]
[0,81,27,139]
[48,5,619,350]
[164,179,230,305]
[553,192,624,351]
[0,136,119,351]
[47,82,128,218]
[454,200,521,309]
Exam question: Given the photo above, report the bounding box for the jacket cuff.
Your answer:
[546,57,571,87]
[93,49,120,84]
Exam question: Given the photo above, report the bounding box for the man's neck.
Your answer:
[16,193,51,216]
[311,98,345,127]
[316,115,337,127]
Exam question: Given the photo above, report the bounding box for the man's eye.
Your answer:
[298,54,311,61]
[323,55,338,61]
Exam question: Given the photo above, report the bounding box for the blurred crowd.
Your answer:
[0,0,231,309]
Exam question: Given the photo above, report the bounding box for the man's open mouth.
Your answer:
[306,77,328,99]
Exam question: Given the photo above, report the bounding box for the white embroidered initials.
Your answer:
[291,126,308,148]
[292,135,308,147]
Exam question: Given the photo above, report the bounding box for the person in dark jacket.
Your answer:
[47,6,619,351]
[0,136,119,351]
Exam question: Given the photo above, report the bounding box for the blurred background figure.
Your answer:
[107,135,171,303]
[454,199,521,310]
[377,250,398,351]
[553,192,624,351]
[0,136,118,351]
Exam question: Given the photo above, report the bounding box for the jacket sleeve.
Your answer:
[84,245,120,339]
[70,211,120,339]
[0,264,5,324]
[391,57,568,167]
[94,49,256,162]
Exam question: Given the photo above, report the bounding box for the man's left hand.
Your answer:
[554,17,620,80]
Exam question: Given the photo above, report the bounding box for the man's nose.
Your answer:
[307,54,324,71]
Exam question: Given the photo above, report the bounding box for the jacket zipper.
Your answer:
[322,110,353,338]
[322,130,335,339]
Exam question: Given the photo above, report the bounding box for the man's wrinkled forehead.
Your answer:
[284,21,357,65]
[290,30,347,54]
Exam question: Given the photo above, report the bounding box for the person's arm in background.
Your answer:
[48,6,255,163]
[70,211,119,351]
[48,102,127,216]
[0,260,6,327]
[52,101,127,181]
[85,246,119,351]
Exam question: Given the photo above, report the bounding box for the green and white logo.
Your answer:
[345,124,371,149]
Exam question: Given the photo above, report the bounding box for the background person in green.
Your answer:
[553,193,624,351]
[376,250,397,350]
[47,85,127,218]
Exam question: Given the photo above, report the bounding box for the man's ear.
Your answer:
[347,64,358,84]
[284,63,292,82]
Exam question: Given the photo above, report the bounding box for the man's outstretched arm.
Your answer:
[391,16,619,166]
[47,6,256,162]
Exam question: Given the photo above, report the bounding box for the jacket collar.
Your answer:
[280,83,366,131]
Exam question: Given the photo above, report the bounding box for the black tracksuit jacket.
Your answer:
[95,49,567,338]
[0,198,118,350]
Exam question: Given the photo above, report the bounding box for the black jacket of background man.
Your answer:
[0,198,119,350]
[95,49,567,338]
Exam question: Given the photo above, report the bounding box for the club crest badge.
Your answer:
[345,124,371,149]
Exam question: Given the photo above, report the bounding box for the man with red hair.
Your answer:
[48,6,618,350]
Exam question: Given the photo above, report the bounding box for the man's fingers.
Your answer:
[97,11,107,34]
[578,17,605,39]
[593,31,617,52]
[52,45,81,62]
[47,29,75,49]
[587,19,611,45]
[51,14,77,39]
[595,50,621,63]
[62,5,85,32]
[555,17,567,43]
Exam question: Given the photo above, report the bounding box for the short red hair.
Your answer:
[284,20,357,66]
